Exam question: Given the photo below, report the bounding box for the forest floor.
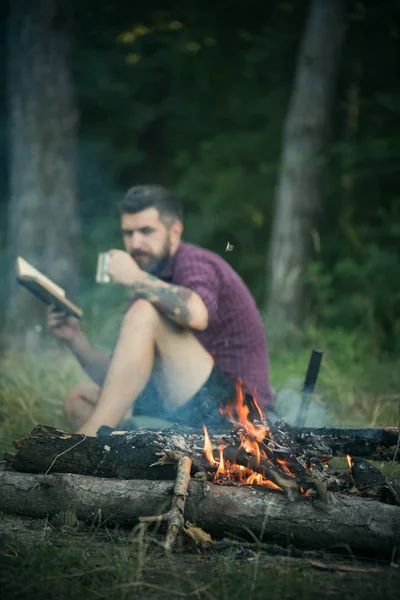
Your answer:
[1,514,399,600]
[0,335,400,599]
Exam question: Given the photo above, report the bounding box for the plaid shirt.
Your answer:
[160,242,274,410]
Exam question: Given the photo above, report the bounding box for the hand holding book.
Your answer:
[16,257,83,319]
[47,306,82,342]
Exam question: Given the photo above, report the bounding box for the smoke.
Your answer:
[271,385,337,428]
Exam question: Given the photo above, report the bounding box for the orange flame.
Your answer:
[220,380,269,443]
[346,454,353,469]
[203,425,217,465]
[201,380,307,493]
[241,435,261,466]
[246,472,280,489]
[215,446,225,479]
[251,387,264,421]
[276,458,295,477]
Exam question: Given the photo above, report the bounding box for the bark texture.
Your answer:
[5,0,80,349]
[267,0,344,332]
[5,425,398,482]
[1,467,399,556]
[5,426,195,479]
[290,425,400,461]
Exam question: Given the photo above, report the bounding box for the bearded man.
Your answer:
[48,185,274,436]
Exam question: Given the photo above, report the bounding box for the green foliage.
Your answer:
[1,0,400,357]
[307,243,400,351]
[69,0,400,354]
[73,1,303,304]
[269,325,400,428]
[308,0,400,351]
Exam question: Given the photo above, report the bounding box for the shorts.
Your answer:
[132,364,257,429]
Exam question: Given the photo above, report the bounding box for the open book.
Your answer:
[16,257,83,319]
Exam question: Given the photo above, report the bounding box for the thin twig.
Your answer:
[43,435,87,475]
[140,456,192,551]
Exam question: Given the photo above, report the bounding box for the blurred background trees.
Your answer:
[267,0,344,337]
[4,0,79,348]
[0,0,400,355]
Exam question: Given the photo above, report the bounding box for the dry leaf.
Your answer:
[184,522,214,547]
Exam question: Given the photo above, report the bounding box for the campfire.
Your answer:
[198,381,326,499]
[203,382,289,490]
[1,385,400,558]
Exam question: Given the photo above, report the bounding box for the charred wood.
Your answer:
[4,425,192,479]
[4,425,399,501]
[273,424,400,462]
[3,425,324,499]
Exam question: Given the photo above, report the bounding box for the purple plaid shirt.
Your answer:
[160,242,274,410]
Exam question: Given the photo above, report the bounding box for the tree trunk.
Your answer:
[5,0,80,349]
[1,467,399,557]
[267,0,345,335]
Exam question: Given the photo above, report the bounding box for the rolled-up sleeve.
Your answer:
[174,259,220,327]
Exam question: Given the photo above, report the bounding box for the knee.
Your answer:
[64,383,98,421]
[122,299,160,329]
[64,385,82,421]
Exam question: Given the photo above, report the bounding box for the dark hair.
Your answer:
[120,185,183,224]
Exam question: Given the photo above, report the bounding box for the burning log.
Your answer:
[4,422,400,501]
[5,373,399,485]
[6,421,399,470]
[0,466,400,557]
[4,425,325,500]
[212,444,309,499]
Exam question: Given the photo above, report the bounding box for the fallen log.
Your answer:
[5,424,400,504]
[5,424,400,482]
[1,425,333,500]
[4,425,192,479]
[4,425,314,498]
[0,466,399,557]
[5,424,399,484]
[286,425,400,462]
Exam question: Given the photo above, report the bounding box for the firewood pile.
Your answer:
[1,387,400,558]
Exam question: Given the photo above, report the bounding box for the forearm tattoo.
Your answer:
[134,274,194,325]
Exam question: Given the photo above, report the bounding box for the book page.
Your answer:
[16,257,66,297]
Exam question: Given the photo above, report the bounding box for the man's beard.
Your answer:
[131,240,171,276]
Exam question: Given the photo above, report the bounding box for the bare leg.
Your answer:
[65,381,137,431]
[64,382,100,431]
[77,299,214,436]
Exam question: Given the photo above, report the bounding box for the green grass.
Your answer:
[0,349,83,455]
[1,521,399,600]
[269,327,400,427]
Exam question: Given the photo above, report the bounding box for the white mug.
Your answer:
[95,253,111,283]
